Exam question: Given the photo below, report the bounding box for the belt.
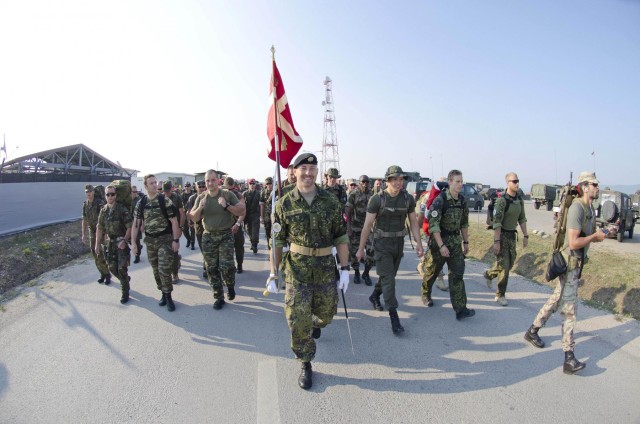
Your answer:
[203,227,232,234]
[502,229,517,233]
[440,228,460,237]
[289,243,333,257]
[108,235,125,241]
[373,228,407,239]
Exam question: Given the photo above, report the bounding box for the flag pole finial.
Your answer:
[270,45,275,59]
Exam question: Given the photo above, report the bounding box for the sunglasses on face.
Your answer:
[350,184,357,187]
[589,183,599,188]
[197,185,205,188]
[509,180,520,184]
[106,193,116,197]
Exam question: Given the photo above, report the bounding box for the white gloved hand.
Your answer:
[263,274,279,296]
[332,247,337,256]
[337,270,350,293]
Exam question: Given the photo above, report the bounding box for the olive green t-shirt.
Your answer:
[193,189,239,231]
[367,190,416,232]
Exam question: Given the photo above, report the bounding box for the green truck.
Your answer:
[531,184,561,211]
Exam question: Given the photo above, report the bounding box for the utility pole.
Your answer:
[321,76,340,178]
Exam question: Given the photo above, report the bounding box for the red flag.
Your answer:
[267,60,303,168]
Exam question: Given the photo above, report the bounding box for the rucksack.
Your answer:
[552,184,587,252]
[111,180,132,211]
[423,181,448,236]
[93,185,105,202]
[137,193,171,228]
[377,189,412,219]
[487,192,524,228]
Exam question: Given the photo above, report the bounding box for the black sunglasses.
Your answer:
[509,180,520,184]
[106,193,116,197]
[350,183,357,186]
[589,182,599,188]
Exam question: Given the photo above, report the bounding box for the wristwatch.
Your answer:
[173,239,179,243]
[340,265,350,271]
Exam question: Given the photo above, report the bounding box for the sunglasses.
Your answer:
[589,182,599,188]
[350,183,357,187]
[509,180,520,184]
[249,182,256,185]
[361,181,369,183]
[106,193,116,197]
[197,185,206,188]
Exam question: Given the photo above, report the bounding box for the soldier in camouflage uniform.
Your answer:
[222,177,246,274]
[346,175,375,285]
[483,173,529,306]
[372,179,383,195]
[181,182,196,250]
[162,181,184,282]
[130,186,145,263]
[187,180,208,278]
[260,177,274,249]
[132,174,181,312]
[271,153,350,390]
[96,185,133,304]
[421,170,475,320]
[322,168,347,205]
[357,166,424,334]
[243,178,261,254]
[190,170,245,310]
[82,184,111,284]
[524,171,606,374]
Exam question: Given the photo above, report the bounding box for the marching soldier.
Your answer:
[181,182,196,250]
[162,181,184,282]
[346,175,375,285]
[82,184,111,284]
[260,177,274,249]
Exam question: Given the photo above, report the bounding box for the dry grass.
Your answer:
[466,221,640,319]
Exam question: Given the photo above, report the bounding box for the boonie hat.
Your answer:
[385,165,408,180]
[325,168,341,178]
[577,171,599,185]
[85,184,94,192]
[162,181,173,191]
[292,153,318,169]
[265,177,273,184]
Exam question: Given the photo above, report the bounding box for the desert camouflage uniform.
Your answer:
[273,186,348,362]
[130,193,144,256]
[194,190,239,301]
[168,191,184,276]
[421,190,470,313]
[134,195,176,294]
[97,202,132,285]
[83,198,110,277]
[485,192,526,297]
[187,192,207,276]
[346,187,374,270]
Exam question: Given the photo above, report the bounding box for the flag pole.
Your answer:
[267,45,282,294]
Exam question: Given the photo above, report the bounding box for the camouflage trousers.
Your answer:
[264,221,272,250]
[144,234,174,293]
[245,215,260,245]
[233,226,245,266]
[89,231,109,276]
[533,260,580,352]
[182,222,195,246]
[421,237,468,314]
[372,236,405,310]
[171,250,181,276]
[485,231,517,297]
[133,230,143,257]
[202,230,236,300]
[285,271,338,362]
[106,239,130,284]
[349,229,374,270]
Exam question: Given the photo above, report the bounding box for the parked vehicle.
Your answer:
[480,187,504,200]
[406,180,432,199]
[531,183,561,211]
[631,192,640,221]
[462,184,484,211]
[593,189,636,242]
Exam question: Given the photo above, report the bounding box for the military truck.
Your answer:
[406,180,432,200]
[531,184,561,211]
[593,189,636,242]
[462,183,484,211]
[631,192,640,221]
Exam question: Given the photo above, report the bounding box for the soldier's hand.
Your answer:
[416,245,424,257]
[493,242,500,255]
[218,197,227,208]
[439,245,450,257]
[231,223,239,234]
[595,229,607,242]
[338,270,350,293]
[463,243,469,255]
[355,248,365,262]
[132,244,138,256]
[523,237,529,248]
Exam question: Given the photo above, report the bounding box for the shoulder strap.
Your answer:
[157,193,170,222]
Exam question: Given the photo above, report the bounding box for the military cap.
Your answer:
[384,165,408,180]
[248,178,256,184]
[264,177,273,184]
[196,180,205,187]
[224,176,235,187]
[162,181,173,191]
[292,153,318,169]
[325,168,341,178]
[578,171,599,185]
[84,184,94,192]
[184,182,191,187]
[359,175,370,182]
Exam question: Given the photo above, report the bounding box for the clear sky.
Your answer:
[1,0,638,189]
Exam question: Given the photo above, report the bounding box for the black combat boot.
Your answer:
[421,295,434,307]
[158,292,167,306]
[186,241,191,248]
[524,325,545,348]
[165,292,175,311]
[97,274,106,284]
[104,274,111,285]
[563,351,586,374]
[455,308,476,320]
[362,265,373,286]
[252,244,258,254]
[237,264,243,274]
[369,291,383,311]
[120,276,130,304]
[133,255,140,264]
[298,362,313,390]
[227,286,236,301]
[312,327,321,339]
[353,268,361,284]
[213,298,225,310]
[389,308,405,334]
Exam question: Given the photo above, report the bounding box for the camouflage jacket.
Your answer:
[322,184,347,205]
[274,186,348,283]
[134,194,176,236]
[83,199,105,230]
[260,188,273,221]
[427,189,468,240]
[97,203,132,237]
[347,187,371,230]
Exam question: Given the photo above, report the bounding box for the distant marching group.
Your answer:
[81,154,605,389]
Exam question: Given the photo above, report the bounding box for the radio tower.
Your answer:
[321,76,340,177]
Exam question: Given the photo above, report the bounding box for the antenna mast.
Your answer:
[321,76,340,177]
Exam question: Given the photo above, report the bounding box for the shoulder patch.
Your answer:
[431,210,438,217]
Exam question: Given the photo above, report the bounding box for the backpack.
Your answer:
[93,185,105,202]
[423,181,448,236]
[111,180,132,211]
[488,192,524,228]
[377,189,412,219]
[137,193,172,235]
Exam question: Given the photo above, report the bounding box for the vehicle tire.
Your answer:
[475,201,483,212]
[534,201,540,210]
[601,200,618,223]
[546,202,553,211]
[617,231,624,242]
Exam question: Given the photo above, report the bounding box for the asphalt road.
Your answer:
[1,234,639,423]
